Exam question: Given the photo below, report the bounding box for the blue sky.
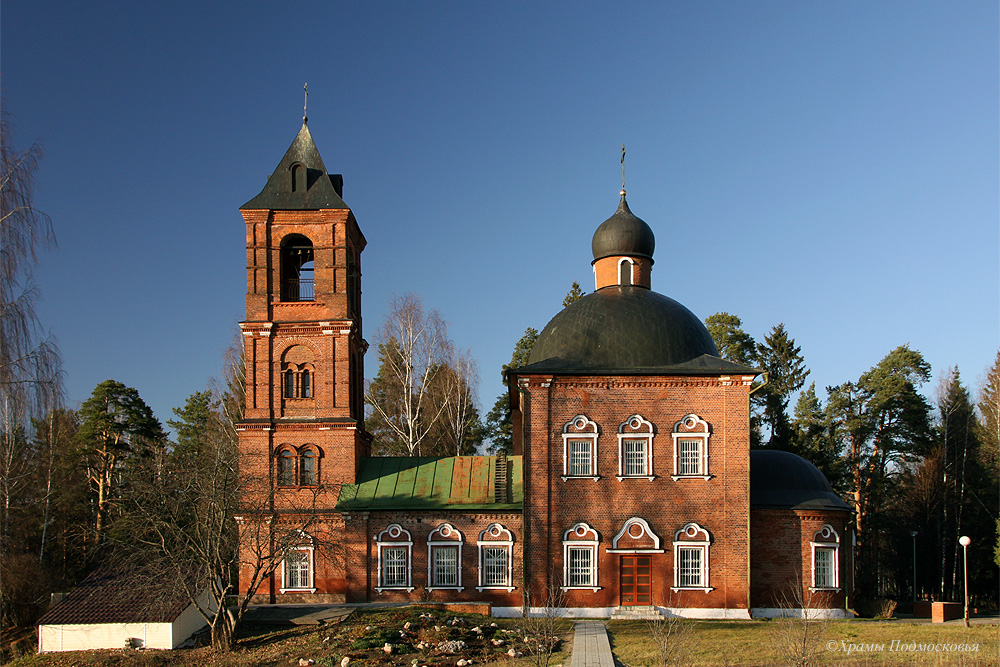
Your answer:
[4,2,998,432]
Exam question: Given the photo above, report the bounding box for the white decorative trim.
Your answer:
[810,524,841,591]
[672,523,713,592]
[617,414,655,478]
[280,530,316,593]
[610,517,663,553]
[562,415,599,479]
[562,523,600,591]
[617,257,636,286]
[374,523,413,592]
[427,523,464,591]
[671,414,711,478]
[476,523,515,592]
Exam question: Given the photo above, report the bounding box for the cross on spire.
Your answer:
[621,143,627,196]
[303,83,309,123]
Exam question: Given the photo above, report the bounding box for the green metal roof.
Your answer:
[336,456,523,511]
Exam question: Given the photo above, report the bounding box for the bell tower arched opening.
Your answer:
[280,234,315,301]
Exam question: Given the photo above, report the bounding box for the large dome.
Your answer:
[591,195,655,262]
[750,450,849,511]
[526,286,718,370]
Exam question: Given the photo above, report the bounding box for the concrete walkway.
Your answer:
[570,621,615,667]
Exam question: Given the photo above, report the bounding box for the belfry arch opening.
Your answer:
[280,234,315,301]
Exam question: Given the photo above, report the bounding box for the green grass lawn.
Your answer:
[607,618,999,667]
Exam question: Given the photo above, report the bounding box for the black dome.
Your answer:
[526,286,718,370]
[750,451,849,511]
[592,195,655,262]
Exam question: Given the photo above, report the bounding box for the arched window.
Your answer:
[281,530,315,593]
[562,522,600,591]
[427,523,464,590]
[290,162,306,193]
[280,234,315,301]
[671,414,711,480]
[811,524,840,591]
[278,449,296,486]
[375,524,414,592]
[561,415,600,481]
[672,523,713,592]
[281,346,315,402]
[618,258,634,286]
[617,415,655,479]
[284,369,296,398]
[477,523,515,592]
[300,448,318,486]
[301,369,311,398]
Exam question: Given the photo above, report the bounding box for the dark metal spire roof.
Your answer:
[591,194,656,263]
[241,122,349,210]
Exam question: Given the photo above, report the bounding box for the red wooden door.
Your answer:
[620,556,652,605]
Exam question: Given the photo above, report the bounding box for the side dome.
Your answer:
[750,450,849,511]
[592,195,655,262]
[526,286,718,370]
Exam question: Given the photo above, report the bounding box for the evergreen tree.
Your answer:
[484,328,538,455]
[791,382,845,493]
[704,312,757,366]
[167,389,213,465]
[563,281,585,307]
[76,379,165,542]
[756,323,809,450]
[827,345,932,594]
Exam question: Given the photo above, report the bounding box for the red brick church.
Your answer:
[235,121,852,618]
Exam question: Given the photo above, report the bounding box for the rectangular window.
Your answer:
[678,439,702,475]
[622,439,647,476]
[382,547,408,587]
[678,546,703,588]
[432,546,459,587]
[568,546,594,587]
[569,440,593,476]
[482,547,508,587]
[814,546,836,588]
[285,550,310,589]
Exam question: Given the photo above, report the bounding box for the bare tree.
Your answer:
[436,345,480,455]
[366,294,453,456]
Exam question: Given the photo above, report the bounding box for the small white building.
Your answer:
[37,567,215,652]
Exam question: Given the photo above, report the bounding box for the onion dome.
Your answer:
[591,194,656,263]
[523,286,721,372]
[750,451,850,511]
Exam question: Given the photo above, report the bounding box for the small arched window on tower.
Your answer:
[281,345,316,405]
[618,258,634,286]
[280,234,315,301]
[278,449,296,487]
[290,162,307,193]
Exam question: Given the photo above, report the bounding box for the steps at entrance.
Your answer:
[610,606,663,621]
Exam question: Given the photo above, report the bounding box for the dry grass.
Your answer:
[608,619,1000,667]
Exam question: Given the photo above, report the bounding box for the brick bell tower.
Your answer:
[237,117,370,556]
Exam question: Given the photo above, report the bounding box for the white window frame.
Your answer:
[671,523,713,593]
[476,523,515,592]
[810,524,840,592]
[280,530,316,593]
[616,415,655,480]
[607,517,664,553]
[671,414,712,480]
[617,257,636,286]
[375,524,414,592]
[562,415,600,481]
[426,523,464,591]
[561,522,600,591]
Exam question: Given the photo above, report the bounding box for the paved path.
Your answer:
[570,621,615,667]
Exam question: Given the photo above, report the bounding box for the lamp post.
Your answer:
[959,535,971,627]
[910,531,918,606]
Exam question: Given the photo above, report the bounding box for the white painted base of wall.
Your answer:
[491,606,754,620]
[751,607,850,619]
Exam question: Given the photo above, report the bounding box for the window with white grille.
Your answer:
[622,439,647,476]
[432,546,459,587]
[482,547,508,586]
[375,524,413,592]
[678,439,701,475]
[562,416,599,480]
[671,415,710,479]
[284,550,311,589]
[672,523,712,592]
[617,416,655,479]
[477,523,514,591]
[568,547,594,587]
[382,547,408,587]
[569,440,592,476]
[811,524,840,591]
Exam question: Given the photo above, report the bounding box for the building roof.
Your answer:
[517,286,755,374]
[591,194,655,262]
[336,455,523,511]
[241,122,349,210]
[37,567,194,626]
[749,450,851,512]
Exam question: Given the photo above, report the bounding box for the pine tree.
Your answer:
[484,328,538,455]
[756,323,809,450]
[791,382,845,492]
[704,312,757,366]
[563,281,585,307]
